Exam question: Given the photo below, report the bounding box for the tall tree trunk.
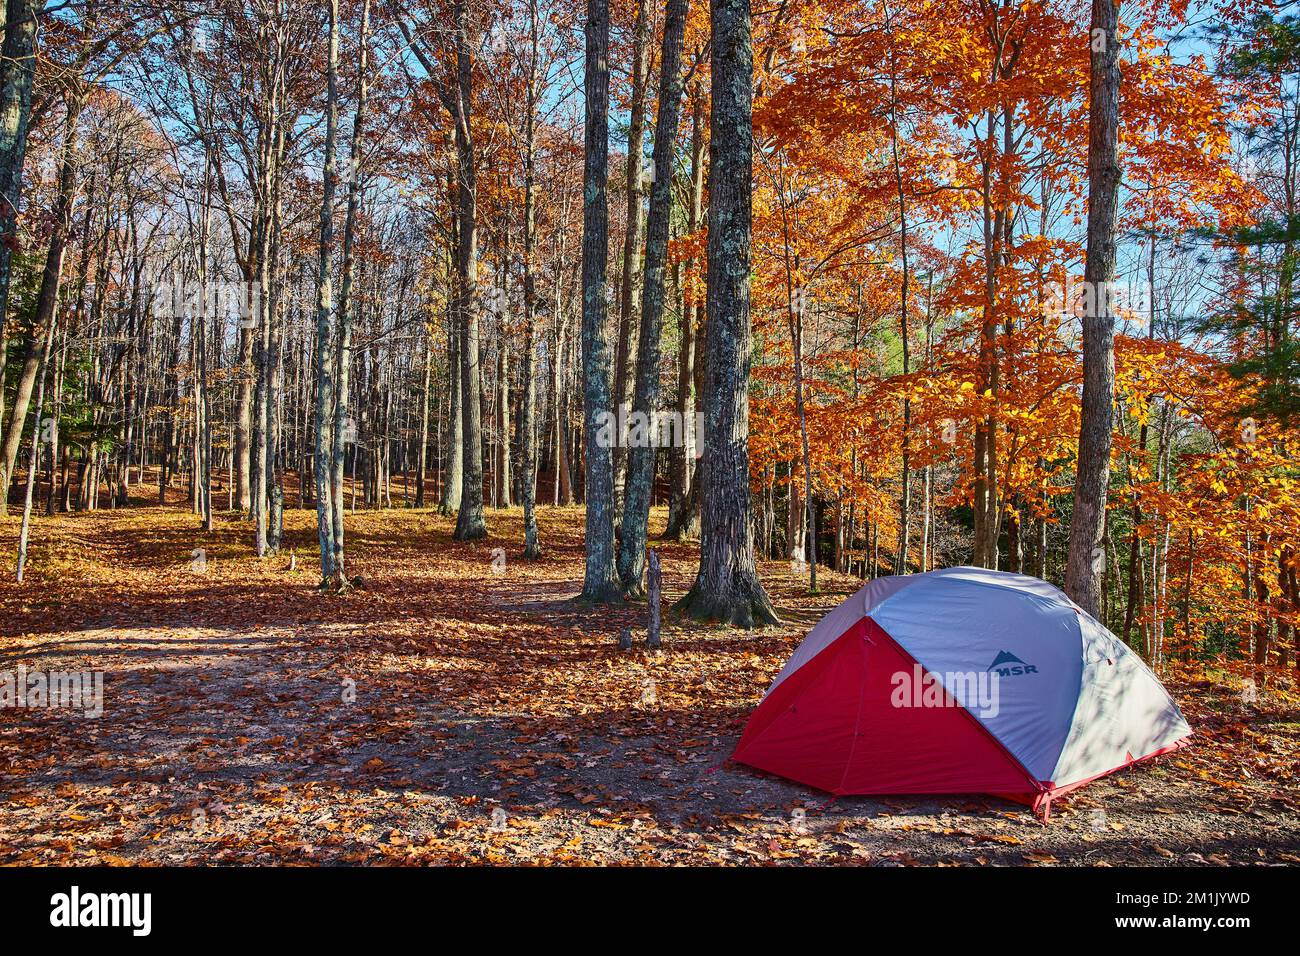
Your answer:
[440,278,463,513]
[676,0,778,627]
[579,0,620,601]
[889,53,912,574]
[416,322,431,508]
[553,314,572,505]
[330,0,371,579]
[788,286,816,591]
[14,310,53,582]
[664,90,706,541]
[519,0,543,558]
[496,343,511,507]
[452,0,487,541]
[195,146,215,531]
[1,89,82,513]
[235,323,254,512]
[1065,0,1121,616]
[313,0,341,587]
[612,0,652,513]
[618,0,690,594]
[0,0,40,448]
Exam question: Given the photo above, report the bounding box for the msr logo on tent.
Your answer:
[988,651,1038,677]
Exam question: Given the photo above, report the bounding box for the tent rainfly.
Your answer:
[732,567,1191,816]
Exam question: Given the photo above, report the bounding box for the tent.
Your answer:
[732,567,1191,815]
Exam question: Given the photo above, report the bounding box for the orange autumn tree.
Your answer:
[736,0,1297,666]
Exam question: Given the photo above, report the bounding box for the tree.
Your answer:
[393,0,488,541]
[1205,13,1300,424]
[518,0,544,560]
[612,0,652,512]
[1065,0,1121,616]
[618,0,690,595]
[0,0,42,476]
[314,0,342,589]
[676,0,778,627]
[448,0,488,541]
[579,0,620,602]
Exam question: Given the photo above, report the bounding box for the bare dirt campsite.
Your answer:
[2,500,1296,866]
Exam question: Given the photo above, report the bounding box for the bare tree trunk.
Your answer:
[519,0,543,558]
[789,289,816,591]
[495,343,511,507]
[14,312,53,582]
[618,0,690,595]
[0,0,40,452]
[664,90,706,541]
[579,0,620,601]
[235,323,253,513]
[331,0,369,580]
[889,52,912,574]
[553,314,572,505]
[313,0,341,587]
[2,89,82,513]
[676,0,777,627]
[452,0,487,541]
[612,0,652,514]
[440,291,463,513]
[1066,0,1120,616]
[416,323,431,508]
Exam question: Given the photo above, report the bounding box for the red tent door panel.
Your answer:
[734,619,1035,797]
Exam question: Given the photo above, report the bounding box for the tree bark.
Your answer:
[440,283,463,513]
[416,321,431,508]
[664,89,707,541]
[451,0,487,541]
[1,88,82,513]
[14,310,53,582]
[675,0,778,627]
[0,0,40,450]
[612,0,652,513]
[618,0,690,594]
[313,0,341,587]
[329,0,370,580]
[1065,0,1121,616]
[519,0,543,558]
[579,0,621,602]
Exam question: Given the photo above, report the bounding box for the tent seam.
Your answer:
[831,620,872,796]
[1046,609,1091,785]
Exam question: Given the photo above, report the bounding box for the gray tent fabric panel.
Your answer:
[1049,613,1191,786]
[869,571,1084,781]
[912,566,1076,605]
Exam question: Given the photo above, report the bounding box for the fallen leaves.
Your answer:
[0,506,1297,866]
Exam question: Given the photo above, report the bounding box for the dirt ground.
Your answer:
[1,504,1297,866]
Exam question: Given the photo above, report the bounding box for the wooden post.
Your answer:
[647,548,662,649]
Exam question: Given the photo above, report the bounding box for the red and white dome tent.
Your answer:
[732,567,1191,817]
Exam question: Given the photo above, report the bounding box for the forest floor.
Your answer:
[1,501,1298,866]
